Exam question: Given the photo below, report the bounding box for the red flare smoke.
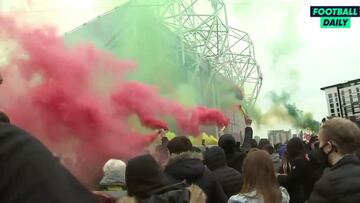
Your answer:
[0,15,229,187]
[141,116,169,130]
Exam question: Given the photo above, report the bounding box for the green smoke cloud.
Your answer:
[64,0,243,133]
[264,91,320,132]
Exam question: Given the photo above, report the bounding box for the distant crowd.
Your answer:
[0,111,360,203]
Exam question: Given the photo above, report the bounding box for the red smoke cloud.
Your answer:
[0,16,229,186]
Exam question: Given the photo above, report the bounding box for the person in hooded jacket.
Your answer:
[204,146,242,197]
[0,122,97,203]
[118,184,206,203]
[164,136,228,203]
[308,118,360,203]
[218,134,245,173]
[277,138,315,203]
[100,159,127,191]
[95,159,128,202]
[126,154,192,203]
[262,144,281,172]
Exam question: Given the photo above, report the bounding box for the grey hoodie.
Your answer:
[100,159,126,188]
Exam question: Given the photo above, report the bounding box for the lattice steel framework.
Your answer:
[159,0,262,107]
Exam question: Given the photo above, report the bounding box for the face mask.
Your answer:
[318,143,333,167]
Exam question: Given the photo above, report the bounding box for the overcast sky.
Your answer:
[227,0,360,135]
[1,0,360,136]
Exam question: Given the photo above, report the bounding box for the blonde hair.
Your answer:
[321,118,360,154]
[241,151,281,203]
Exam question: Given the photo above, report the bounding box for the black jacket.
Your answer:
[139,183,191,203]
[278,155,315,203]
[218,134,245,173]
[164,151,228,203]
[308,155,360,203]
[204,146,242,197]
[0,123,97,203]
[307,149,326,183]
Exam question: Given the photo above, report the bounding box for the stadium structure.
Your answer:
[64,0,262,141]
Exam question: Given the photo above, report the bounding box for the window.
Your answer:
[329,98,333,103]
[342,91,345,95]
[331,109,335,113]
[336,103,339,107]
[337,108,340,112]
[328,93,333,98]
[357,87,360,92]
[338,113,341,116]
[330,104,334,108]
[335,93,337,97]
[331,113,336,116]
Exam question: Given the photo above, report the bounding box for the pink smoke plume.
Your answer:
[0,15,229,186]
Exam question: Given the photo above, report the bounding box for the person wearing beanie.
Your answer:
[125,154,192,203]
[126,155,168,198]
[165,136,228,203]
[204,146,243,197]
[218,134,245,173]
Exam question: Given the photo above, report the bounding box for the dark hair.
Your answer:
[167,136,192,154]
[258,139,270,149]
[0,112,10,123]
[249,139,258,148]
[309,136,318,145]
[236,141,241,151]
[218,134,235,154]
[191,146,202,153]
[274,143,282,152]
[263,144,275,155]
[287,137,306,160]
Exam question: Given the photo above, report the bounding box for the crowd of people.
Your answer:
[1,110,360,203]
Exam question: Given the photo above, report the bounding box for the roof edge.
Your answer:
[320,78,360,91]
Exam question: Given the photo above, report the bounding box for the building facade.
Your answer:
[268,130,292,144]
[321,79,360,121]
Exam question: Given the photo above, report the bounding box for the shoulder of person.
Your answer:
[312,172,333,194]
[280,187,290,203]
[228,194,250,203]
[228,191,259,203]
